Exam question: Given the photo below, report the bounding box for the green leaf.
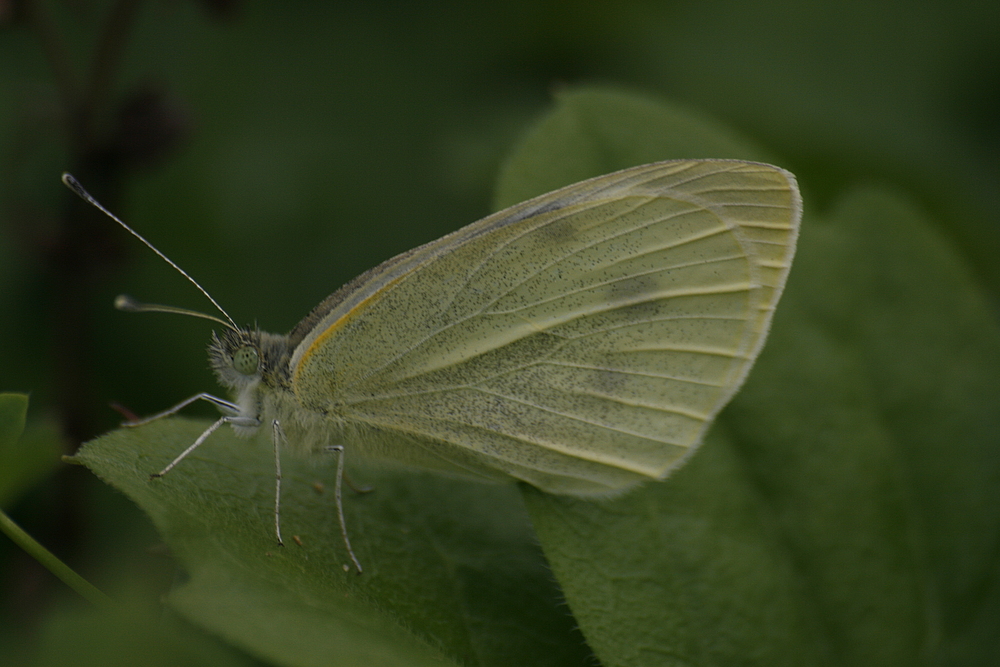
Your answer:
[494,86,772,209]
[0,393,28,454]
[506,88,1000,665]
[31,604,258,667]
[74,420,590,667]
[1,394,110,608]
[0,392,62,509]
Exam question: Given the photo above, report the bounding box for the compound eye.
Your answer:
[233,346,260,376]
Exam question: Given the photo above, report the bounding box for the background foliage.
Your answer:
[1,1,998,666]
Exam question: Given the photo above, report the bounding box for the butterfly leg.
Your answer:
[123,392,239,427]
[272,420,285,547]
[149,415,229,479]
[327,445,363,574]
[138,392,258,480]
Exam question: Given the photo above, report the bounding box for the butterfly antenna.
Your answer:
[62,173,239,330]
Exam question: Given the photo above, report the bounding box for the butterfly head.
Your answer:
[209,328,293,395]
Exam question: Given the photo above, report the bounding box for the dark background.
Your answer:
[1,0,998,663]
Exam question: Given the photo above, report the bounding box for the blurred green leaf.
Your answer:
[0,392,62,509]
[31,603,259,667]
[0,394,28,453]
[494,86,772,208]
[508,88,1000,666]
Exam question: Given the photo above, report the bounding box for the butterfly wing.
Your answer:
[290,160,801,495]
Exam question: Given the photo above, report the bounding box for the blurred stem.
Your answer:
[26,0,144,145]
[86,0,143,141]
[23,0,80,115]
[0,509,115,611]
[25,0,147,447]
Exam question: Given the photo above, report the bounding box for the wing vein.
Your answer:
[354,402,680,474]
[340,197,729,393]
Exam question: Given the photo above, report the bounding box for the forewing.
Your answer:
[291,160,801,494]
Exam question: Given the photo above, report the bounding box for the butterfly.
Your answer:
[65,159,801,573]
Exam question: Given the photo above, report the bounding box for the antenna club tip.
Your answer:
[61,172,89,199]
[114,294,140,311]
